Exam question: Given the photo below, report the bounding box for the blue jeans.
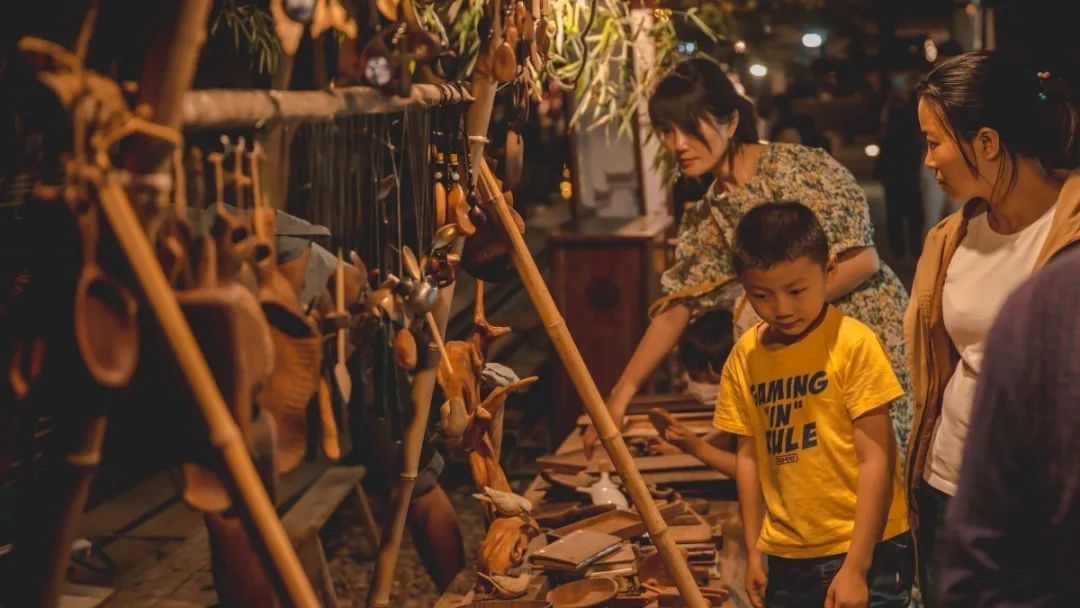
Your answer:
[765,533,914,608]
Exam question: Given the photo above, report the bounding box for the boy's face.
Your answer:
[740,255,834,338]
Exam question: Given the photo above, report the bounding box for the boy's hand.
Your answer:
[825,565,868,608]
[745,552,768,608]
[664,422,705,454]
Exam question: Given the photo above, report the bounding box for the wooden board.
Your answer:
[537,450,707,476]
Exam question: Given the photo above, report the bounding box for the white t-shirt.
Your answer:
[924,205,1056,495]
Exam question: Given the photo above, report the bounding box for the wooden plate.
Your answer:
[546,577,619,608]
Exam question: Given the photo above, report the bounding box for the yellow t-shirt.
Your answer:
[713,306,909,559]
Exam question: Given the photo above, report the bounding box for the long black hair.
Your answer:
[917,51,1079,195]
[648,57,759,171]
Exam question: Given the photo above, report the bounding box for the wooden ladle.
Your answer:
[72,194,140,388]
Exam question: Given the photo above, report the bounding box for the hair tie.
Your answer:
[1037,71,1051,101]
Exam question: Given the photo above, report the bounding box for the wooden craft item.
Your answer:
[177,280,275,512]
[606,595,652,608]
[637,547,691,588]
[545,576,619,608]
[533,502,615,529]
[269,0,306,55]
[550,501,687,541]
[206,152,254,280]
[311,0,358,39]
[540,470,595,491]
[504,129,524,189]
[656,587,729,607]
[478,515,540,576]
[248,146,323,473]
[463,601,550,608]
[331,249,352,405]
[476,572,531,600]
[71,197,140,388]
[538,450,706,476]
[317,376,340,459]
[439,396,469,443]
[529,529,621,572]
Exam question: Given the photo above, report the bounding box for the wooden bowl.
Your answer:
[546,577,619,608]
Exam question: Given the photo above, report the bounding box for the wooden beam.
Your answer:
[181,84,474,130]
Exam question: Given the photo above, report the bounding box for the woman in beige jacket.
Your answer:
[906,51,1080,607]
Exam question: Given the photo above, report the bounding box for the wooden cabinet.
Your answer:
[548,214,672,440]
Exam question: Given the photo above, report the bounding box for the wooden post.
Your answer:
[96,180,319,608]
[476,160,707,607]
[369,52,499,605]
[14,415,108,607]
[367,249,461,607]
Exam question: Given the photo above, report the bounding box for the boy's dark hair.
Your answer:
[731,201,829,275]
[678,309,734,375]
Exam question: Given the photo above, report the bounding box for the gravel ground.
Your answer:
[325,483,488,607]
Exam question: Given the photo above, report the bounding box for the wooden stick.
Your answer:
[96,180,319,607]
[14,414,108,607]
[180,84,474,130]
[476,160,708,607]
[368,242,463,607]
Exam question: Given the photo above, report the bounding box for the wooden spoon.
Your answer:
[334,249,352,402]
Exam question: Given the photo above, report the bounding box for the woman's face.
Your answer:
[918,98,994,202]
[658,114,737,177]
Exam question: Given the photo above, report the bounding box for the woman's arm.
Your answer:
[582,302,691,457]
[828,247,881,302]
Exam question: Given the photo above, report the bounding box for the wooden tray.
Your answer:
[550,501,688,540]
[538,450,707,476]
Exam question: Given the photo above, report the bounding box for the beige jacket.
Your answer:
[904,171,1080,518]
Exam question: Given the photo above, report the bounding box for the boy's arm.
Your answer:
[664,425,736,477]
[827,405,896,608]
[736,435,768,608]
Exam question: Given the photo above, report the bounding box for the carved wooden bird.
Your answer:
[476,572,530,599]
[472,486,533,517]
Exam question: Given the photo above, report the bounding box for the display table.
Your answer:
[435,399,750,607]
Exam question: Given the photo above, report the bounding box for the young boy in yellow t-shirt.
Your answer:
[714,202,913,608]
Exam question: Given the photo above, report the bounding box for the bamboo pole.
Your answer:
[181,84,473,130]
[367,245,461,608]
[96,180,319,608]
[369,51,499,605]
[476,160,708,607]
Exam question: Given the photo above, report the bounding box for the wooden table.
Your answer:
[436,405,752,607]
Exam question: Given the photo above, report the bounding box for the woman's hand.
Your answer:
[582,304,692,458]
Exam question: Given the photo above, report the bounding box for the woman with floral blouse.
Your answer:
[582,57,912,459]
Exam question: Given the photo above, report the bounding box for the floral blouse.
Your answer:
[662,143,914,453]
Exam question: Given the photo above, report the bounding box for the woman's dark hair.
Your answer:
[678,309,734,375]
[917,51,1079,195]
[731,201,829,276]
[648,57,760,170]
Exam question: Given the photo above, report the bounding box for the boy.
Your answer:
[658,309,738,477]
[714,202,912,608]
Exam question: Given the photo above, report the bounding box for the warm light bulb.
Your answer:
[864,144,881,158]
[802,33,823,49]
[749,64,768,78]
